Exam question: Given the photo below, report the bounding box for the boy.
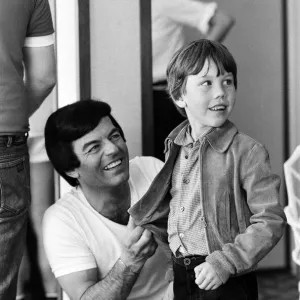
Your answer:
[129,39,286,299]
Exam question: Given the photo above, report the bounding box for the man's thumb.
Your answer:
[127,216,137,230]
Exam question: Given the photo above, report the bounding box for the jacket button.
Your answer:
[183,178,190,184]
[180,206,185,212]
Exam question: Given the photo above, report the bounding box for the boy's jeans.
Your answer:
[172,255,258,300]
[0,135,30,299]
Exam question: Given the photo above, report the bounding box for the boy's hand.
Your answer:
[194,262,222,290]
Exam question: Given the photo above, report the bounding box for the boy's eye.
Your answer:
[224,79,233,86]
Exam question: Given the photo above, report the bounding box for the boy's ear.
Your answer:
[66,169,80,179]
[175,98,187,108]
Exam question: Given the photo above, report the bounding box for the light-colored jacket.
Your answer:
[129,120,286,283]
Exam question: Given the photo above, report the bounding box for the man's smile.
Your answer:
[104,159,122,170]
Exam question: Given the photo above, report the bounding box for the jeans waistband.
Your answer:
[172,254,207,269]
[0,133,28,147]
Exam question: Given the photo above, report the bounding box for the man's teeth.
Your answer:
[104,159,122,170]
[210,105,226,111]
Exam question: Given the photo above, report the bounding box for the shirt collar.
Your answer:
[166,120,238,153]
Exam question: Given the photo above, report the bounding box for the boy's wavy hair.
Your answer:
[45,99,125,187]
[166,39,237,117]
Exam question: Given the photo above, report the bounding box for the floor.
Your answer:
[257,270,299,300]
[21,270,299,300]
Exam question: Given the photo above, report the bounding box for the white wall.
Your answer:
[287,0,300,275]
[287,0,300,153]
[55,0,80,200]
[221,0,286,269]
[90,0,143,159]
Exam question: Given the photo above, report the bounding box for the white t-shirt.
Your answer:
[152,0,217,83]
[43,156,172,300]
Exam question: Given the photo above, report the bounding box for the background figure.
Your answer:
[152,0,235,160]
[0,0,56,299]
[17,97,57,300]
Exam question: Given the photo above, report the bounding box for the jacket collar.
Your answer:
[166,120,238,153]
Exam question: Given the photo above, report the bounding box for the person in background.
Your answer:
[17,97,58,300]
[129,39,286,299]
[42,100,173,300]
[0,0,56,298]
[152,0,235,160]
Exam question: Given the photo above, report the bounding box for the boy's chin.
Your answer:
[210,119,228,128]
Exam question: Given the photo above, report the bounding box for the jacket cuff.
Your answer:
[205,251,235,283]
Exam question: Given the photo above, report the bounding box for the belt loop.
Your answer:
[6,136,13,147]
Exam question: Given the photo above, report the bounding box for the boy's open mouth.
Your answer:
[209,105,226,111]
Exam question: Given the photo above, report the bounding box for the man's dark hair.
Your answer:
[166,39,237,117]
[45,99,125,187]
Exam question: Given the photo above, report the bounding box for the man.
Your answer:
[152,0,235,160]
[0,0,56,298]
[43,100,172,300]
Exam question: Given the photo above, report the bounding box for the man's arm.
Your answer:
[23,44,56,116]
[58,261,139,300]
[58,225,157,300]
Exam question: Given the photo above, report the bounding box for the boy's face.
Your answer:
[177,59,236,133]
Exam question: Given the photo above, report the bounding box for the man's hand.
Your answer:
[120,218,158,273]
[194,262,222,290]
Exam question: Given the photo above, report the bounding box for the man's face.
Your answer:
[71,116,129,190]
[178,59,236,131]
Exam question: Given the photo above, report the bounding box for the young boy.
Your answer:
[129,39,286,299]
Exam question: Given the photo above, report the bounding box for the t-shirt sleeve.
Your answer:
[159,0,217,35]
[135,156,164,182]
[43,206,97,278]
[27,0,54,38]
[24,34,54,47]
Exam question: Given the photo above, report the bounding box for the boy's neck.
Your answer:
[189,123,212,141]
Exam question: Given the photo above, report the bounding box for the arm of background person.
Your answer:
[205,9,235,43]
[23,44,56,116]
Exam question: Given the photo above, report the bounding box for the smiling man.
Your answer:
[42,100,172,300]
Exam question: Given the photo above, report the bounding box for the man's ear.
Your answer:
[66,170,80,179]
[175,98,187,108]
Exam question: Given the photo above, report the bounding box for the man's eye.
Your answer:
[87,145,99,154]
[111,133,121,140]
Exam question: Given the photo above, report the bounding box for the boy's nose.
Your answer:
[214,84,225,99]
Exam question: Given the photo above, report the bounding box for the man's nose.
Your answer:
[104,140,119,155]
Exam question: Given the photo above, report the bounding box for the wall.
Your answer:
[286,0,300,275]
[90,0,143,159]
[186,0,286,269]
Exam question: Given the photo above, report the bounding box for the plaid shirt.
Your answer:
[168,124,210,256]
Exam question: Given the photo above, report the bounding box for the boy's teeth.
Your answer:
[210,105,225,111]
[104,159,121,170]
